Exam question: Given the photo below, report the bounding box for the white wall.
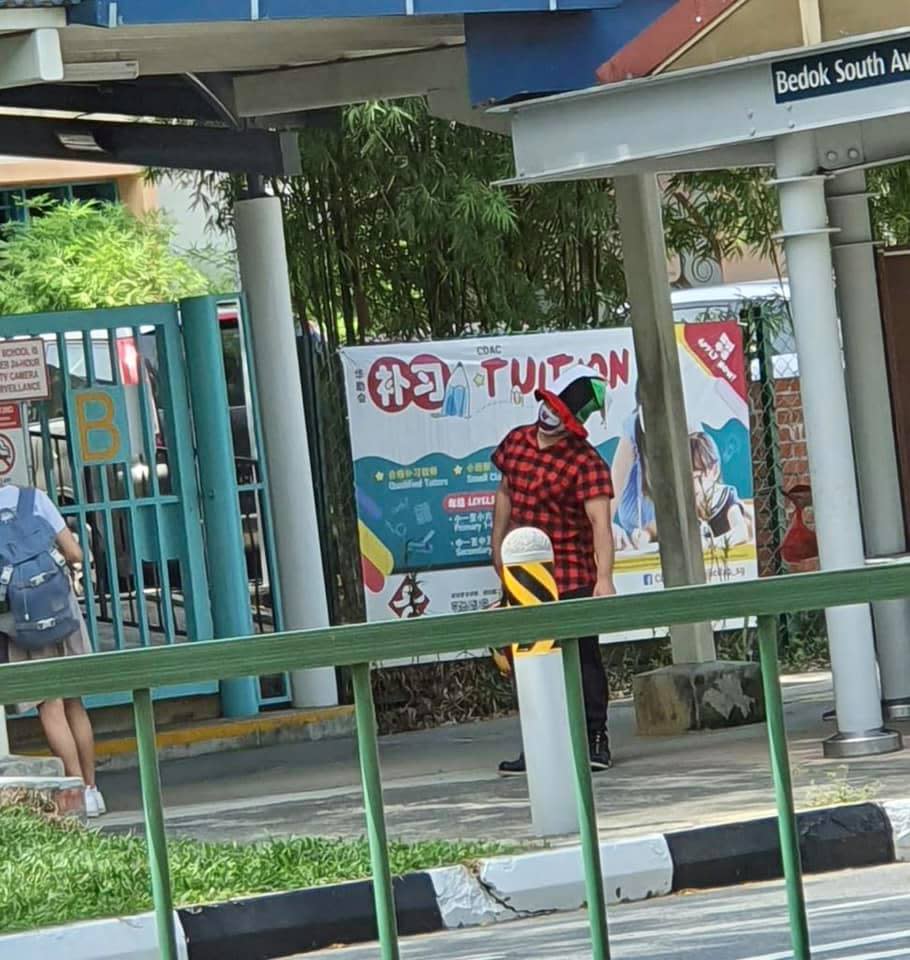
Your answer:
[154,175,237,285]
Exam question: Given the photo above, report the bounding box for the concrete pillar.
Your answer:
[774,132,900,757]
[0,706,9,757]
[614,173,715,664]
[181,295,260,718]
[234,194,338,708]
[827,169,910,720]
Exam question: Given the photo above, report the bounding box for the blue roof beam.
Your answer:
[70,0,622,27]
[464,0,677,105]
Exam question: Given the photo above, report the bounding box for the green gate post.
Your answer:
[133,688,179,960]
[160,307,217,649]
[758,615,811,960]
[181,296,259,718]
[561,637,611,960]
[351,662,400,960]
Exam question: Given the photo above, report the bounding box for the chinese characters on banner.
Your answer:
[340,325,757,633]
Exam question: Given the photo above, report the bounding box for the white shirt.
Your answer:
[0,485,67,535]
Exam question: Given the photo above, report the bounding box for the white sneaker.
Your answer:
[85,786,107,818]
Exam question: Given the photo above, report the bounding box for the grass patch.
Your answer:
[0,807,512,935]
[802,765,881,809]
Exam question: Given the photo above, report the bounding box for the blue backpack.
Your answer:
[0,488,79,651]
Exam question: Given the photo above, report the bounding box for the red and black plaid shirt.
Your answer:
[492,425,614,595]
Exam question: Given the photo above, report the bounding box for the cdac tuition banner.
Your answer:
[340,324,757,627]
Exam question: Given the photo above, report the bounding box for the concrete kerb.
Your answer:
[3,800,907,959]
[0,773,86,821]
[474,834,673,915]
[881,798,910,862]
[428,834,672,930]
[15,706,356,773]
[0,912,189,960]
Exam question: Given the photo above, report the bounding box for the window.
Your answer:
[0,188,24,227]
[23,186,68,220]
[0,180,119,228]
[71,182,117,205]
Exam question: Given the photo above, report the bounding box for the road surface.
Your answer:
[292,862,910,960]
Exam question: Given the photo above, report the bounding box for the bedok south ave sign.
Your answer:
[773,37,910,103]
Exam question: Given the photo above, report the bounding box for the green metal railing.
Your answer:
[2,561,910,960]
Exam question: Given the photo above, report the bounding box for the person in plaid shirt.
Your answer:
[492,365,616,774]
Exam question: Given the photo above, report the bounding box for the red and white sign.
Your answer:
[0,404,28,485]
[0,405,21,431]
[0,339,49,403]
[443,492,495,514]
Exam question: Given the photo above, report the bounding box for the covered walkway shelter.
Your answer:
[0,0,907,757]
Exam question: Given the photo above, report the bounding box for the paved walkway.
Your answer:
[98,673,910,844]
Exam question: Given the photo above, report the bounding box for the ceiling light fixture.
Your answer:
[56,131,105,152]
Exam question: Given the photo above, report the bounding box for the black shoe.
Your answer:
[498,753,526,777]
[589,731,612,771]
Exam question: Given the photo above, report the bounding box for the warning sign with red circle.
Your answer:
[0,433,16,477]
[0,403,28,485]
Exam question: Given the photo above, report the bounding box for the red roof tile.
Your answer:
[596,0,741,84]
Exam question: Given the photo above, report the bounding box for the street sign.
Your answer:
[0,339,49,403]
[0,404,29,486]
[773,36,910,104]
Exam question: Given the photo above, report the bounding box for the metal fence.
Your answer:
[742,299,827,664]
[209,294,292,707]
[1,561,908,960]
[298,331,364,627]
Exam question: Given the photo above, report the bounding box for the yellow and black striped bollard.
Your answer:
[502,557,558,660]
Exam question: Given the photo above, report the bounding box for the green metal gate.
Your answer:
[1,302,217,707]
[209,294,292,708]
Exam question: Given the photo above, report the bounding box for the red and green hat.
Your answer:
[535,365,607,439]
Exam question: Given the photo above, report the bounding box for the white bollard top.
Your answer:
[502,527,554,566]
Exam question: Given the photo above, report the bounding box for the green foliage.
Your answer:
[663,169,783,267]
[0,806,511,934]
[0,199,211,316]
[777,613,830,672]
[176,101,785,347]
[169,102,910,350]
[372,657,517,734]
[277,99,622,345]
[870,163,910,246]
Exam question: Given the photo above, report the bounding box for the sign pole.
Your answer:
[0,400,30,757]
[502,527,579,838]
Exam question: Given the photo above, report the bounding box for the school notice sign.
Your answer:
[340,324,758,630]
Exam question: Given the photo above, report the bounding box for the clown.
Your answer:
[491,365,616,774]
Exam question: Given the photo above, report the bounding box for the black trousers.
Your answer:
[562,586,610,735]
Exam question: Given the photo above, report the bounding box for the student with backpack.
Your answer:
[0,484,105,818]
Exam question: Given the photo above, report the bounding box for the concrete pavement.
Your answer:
[293,862,910,960]
[98,672,910,844]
